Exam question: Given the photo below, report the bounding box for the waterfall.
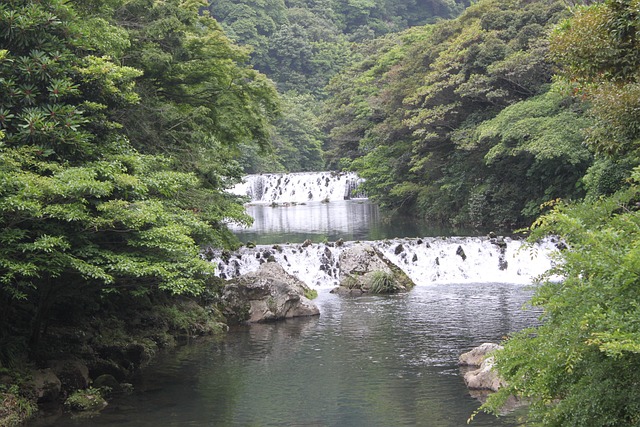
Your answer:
[230,172,365,203]
[208,236,559,289]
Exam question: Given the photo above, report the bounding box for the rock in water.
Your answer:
[463,357,505,392]
[332,243,415,295]
[221,262,320,324]
[459,343,503,366]
[459,343,505,392]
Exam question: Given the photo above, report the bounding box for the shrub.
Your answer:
[368,271,398,294]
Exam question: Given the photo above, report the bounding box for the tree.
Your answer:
[112,0,279,244]
[480,1,640,424]
[481,184,640,426]
[323,0,574,228]
[0,0,264,361]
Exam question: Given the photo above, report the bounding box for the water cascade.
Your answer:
[209,236,559,289]
[230,171,365,204]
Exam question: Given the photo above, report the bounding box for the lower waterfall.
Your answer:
[209,236,559,289]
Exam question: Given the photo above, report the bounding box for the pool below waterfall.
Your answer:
[46,283,536,427]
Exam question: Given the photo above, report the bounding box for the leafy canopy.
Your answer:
[0,0,277,358]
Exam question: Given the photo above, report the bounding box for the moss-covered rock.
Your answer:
[64,388,107,412]
[93,374,123,395]
[331,243,415,295]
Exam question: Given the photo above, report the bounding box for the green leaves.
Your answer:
[0,0,279,360]
[323,0,574,228]
[484,186,640,425]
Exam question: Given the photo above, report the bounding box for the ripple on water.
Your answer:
[42,282,538,427]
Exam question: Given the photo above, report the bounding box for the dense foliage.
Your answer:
[322,0,598,230]
[207,0,470,173]
[477,1,640,425]
[0,0,276,363]
[4,0,640,425]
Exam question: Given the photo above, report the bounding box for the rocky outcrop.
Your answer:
[459,343,505,392]
[331,243,415,295]
[221,262,320,324]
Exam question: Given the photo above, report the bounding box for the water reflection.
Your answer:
[230,200,477,244]
[44,284,535,427]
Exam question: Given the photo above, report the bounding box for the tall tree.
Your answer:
[323,0,579,228]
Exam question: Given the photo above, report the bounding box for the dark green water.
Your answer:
[44,284,536,427]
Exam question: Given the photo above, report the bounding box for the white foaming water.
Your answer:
[210,237,559,289]
[230,171,365,204]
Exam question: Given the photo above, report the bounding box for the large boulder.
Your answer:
[29,368,62,403]
[459,343,505,392]
[48,359,90,392]
[331,243,415,295]
[222,262,320,324]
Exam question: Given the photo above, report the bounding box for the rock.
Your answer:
[456,245,467,261]
[302,239,312,248]
[29,368,61,403]
[49,359,90,392]
[459,342,503,366]
[88,358,130,382]
[332,243,415,295]
[460,343,505,392]
[221,262,320,324]
[64,388,108,412]
[93,374,123,394]
[463,356,506,392]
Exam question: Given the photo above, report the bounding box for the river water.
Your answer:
[48,285,535,427]
[42,176,547,426]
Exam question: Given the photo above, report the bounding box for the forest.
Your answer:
[2,0,640,425]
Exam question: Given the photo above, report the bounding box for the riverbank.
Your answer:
[0,291,227,426]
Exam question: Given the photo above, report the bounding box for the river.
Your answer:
[42,172,549,426]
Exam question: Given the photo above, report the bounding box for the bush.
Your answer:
[368,271,398,294]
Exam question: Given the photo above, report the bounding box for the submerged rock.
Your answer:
[331,243,415,295]
[222,262,320,324]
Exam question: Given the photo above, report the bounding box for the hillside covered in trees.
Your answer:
[212,0,633,231]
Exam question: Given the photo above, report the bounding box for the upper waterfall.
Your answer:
[230,172,365,204]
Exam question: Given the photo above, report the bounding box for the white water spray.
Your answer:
[230,172,365,204]
[209,237,559,289]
